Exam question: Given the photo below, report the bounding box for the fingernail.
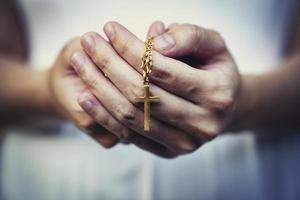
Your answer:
[71,52,85,71]
[80,100,93,111]
[149,21,164,37]
[154,34,175,50]
[82,34,95,53]
[104,23,115,40]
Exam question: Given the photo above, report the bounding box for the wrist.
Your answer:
[225,74,261,131]
[32,68,64,117]
[31,69,55,114]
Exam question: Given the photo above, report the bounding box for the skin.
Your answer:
[73,21,300,157]
[0,39,120,148]
[1,4,300,158]
[72,22,238,156]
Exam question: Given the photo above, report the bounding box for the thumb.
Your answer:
[147,21,166,38]
[154,24,226,59]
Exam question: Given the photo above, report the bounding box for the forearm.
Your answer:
[0,58,55,123]
[230,53,300,131]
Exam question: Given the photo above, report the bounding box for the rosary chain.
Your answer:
[140,37,154,85]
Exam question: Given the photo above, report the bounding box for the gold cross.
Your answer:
[135,84,160,132]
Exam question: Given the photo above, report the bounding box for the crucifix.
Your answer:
[135,84,160,132]
[135,37,159,132]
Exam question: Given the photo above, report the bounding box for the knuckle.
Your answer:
[90,129,119,149]
[202,121,221,139]
[118,128,135,141]
[181,23,198,34]
[190,117,219,140]
[208,29,226,50]
[85,73,99,87]
[79,99,111,128]
[75,116,93,130]
[189,24,202,37]
[127,84,143,102]
[116,105,137,127]
[150,65,172,82]
[169,111,185,123]
[96,116,110,128]
[210,90,234,112]
[76,65,86,78]
[173,139,199,155]
[219,95,234,110]
[180,24,201,45]
[63,38,81,58]
[190,24,201,38]
[117,39,130,57]
[186,84,200,100]
[91,109,110,127]
[175,140,198,154]
[93,51,112,70]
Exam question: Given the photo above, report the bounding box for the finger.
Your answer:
[80,31,208,139]
[102,21,211,103]
[71,50,199,154]
[154,24,227,58]
[166,23,179,31]
[71,104,119,148]
[147,21,166,38]
[78,91,177,158]
[86,123,119,148]
[129,135,177,158]
[53,38,120,148]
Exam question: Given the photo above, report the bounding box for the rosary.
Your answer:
[134,37,160,132]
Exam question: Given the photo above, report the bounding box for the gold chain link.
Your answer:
[140,37,154,84]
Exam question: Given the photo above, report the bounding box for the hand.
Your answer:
[73,21,241,157]
[47,39,119,148]
[148,21,242,130]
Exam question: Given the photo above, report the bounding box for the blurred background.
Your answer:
[0,0,300,200]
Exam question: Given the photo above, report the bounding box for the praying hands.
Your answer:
[4,20,299,159]
[69,21,241,157]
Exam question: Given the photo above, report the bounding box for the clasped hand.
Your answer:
[49,21,241,158]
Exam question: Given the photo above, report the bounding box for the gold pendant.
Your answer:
[135,84,160,132]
